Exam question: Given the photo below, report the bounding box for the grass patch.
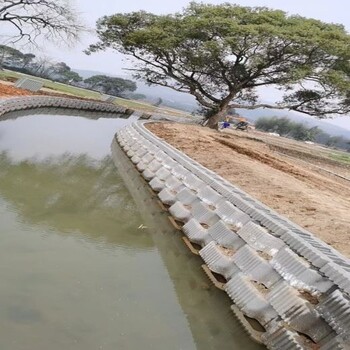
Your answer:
[0,70,21,80]
[330,152,350,164]
[0,69,193,117]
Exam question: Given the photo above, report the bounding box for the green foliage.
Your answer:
[83,75,137,96]
[0,45,33,68]
[0,45,82,83]
[255,117,321,141]
[87,3,350,122]
[255,117,350,150]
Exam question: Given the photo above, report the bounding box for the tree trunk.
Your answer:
[206,104,230,129]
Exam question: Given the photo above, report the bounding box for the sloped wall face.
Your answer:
[116,121,350,350]
[0,96,132,118]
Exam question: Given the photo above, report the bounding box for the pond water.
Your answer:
[0,110,263,350]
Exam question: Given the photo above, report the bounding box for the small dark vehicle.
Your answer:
[235,121,249,131]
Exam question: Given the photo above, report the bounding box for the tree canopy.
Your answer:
[255,116,321,141]
[83,75,137,96]
[87,2,350,127]
[0,0,85,45]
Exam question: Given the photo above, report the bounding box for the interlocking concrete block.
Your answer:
[234,245,281,288]
[169,201,219,225]
[122,121,350,349]
[319,333,350,350]
[225,273,278,326]
[176,187,198,205]
[199,241,236,279]
[142,160,162,180]
[131,149,148,163]
[130,155,141,165]
[254,214,289,237]
[153,150,167,162]
[320,263,350,297]
[271,247,333,293]
[261,326,304,350]
[182,218,212,247]
[268,281,333,343]
[164,175,184,191]
[207,220,245,250]
[157,188,176,205]
[171,164,191,179]
[157,177,184,205]
[149,177,165,192]
[237,221,285,257]
[162,158,179,170]
[183,173,206,192]
[155,167,171,181]
[136,160,148,172]
[191,201,220,226]
[215,200,251,226]
[197,186,223,206]
[317,289,350,338]
[169,201,191,222]
[281,230,332,268]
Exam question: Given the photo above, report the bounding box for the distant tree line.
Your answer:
[255,117,350,151]
[0,45,142,99]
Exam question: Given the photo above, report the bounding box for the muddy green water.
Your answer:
[0,110,263,350]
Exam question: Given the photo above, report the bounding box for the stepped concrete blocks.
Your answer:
[271,247,333,293]
[176,187,199,205]
[154,168,171,181]
[171,164,191,179]
[149,177,166,192]
[182,219,213,247]
[109,120,350,349]
[199,242,236,280]
[169,201,192,222]
[320,263,350,297]
[268,281,333,343]
[317,289,350,339]
[197,186,224,206]
[215,200,251,226]
[183,173,206,192]
[261,326,305,350]
[233,245,281,288]
[237,221,285,257]
[207,220,246,250]
[225,273,278,326]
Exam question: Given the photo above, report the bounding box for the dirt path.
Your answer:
[147,122,350,258]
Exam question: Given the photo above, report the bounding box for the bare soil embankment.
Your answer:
[147,122,350,258]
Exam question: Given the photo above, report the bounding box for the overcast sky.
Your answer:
[14,0,350,129]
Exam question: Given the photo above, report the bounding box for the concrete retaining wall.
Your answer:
[0,96,133,118]
[116,121,350,350]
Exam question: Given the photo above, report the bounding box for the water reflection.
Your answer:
[0,152,152,250]
[0,111,263,350]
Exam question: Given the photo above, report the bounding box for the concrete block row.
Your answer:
[116,122,350,349]
[0,96,131,119]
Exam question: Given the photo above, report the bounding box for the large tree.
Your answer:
[83,75,137,96]
[0,0,85,45]
[86,3,350,127]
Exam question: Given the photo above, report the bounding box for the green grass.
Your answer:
[0,69,193,117]
[0,70,21,80]
[330,152,350,164]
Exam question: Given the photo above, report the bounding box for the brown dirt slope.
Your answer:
[147,122,350,258]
